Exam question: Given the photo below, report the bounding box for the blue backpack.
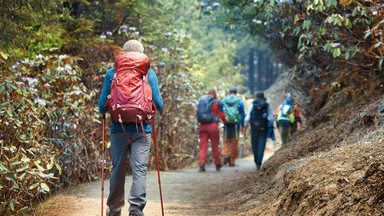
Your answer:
[196,95,220,123]
[277,102,295,126]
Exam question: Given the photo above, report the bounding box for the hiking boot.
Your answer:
[129,210,144,216]
[215,164,222,171]
[223,156,229,165]
[228,163,236,167]
[106,208,121,216]
[256,165,261,171]
[199,164,206,172]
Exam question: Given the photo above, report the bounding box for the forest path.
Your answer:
[37,145,276,216]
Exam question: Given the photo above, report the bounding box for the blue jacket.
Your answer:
[98,68,163,133]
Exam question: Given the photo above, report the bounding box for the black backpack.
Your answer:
[196,95,220,123]
[250,100,268,131]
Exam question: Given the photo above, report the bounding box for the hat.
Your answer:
[255,91,266,100]
[285,93,293,102]
[229,85,237,93]
[123,40,144,53]
[208,89,217,96]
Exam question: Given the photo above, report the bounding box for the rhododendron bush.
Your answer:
[0,54,99,214]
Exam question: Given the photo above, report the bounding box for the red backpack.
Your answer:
[106,52,156,139]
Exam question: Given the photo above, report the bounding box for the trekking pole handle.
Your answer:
[102,113,106,120]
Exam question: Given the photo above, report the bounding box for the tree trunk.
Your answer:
[257,50,263,92]
[248,49,255,95]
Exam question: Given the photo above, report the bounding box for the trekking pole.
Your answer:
[236,126,247,172]
[151,119,165,216]
[101,113,106,216]
[273,140,277,151]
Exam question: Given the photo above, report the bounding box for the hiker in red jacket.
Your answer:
[98,40,163,216]
[196,89,225,172]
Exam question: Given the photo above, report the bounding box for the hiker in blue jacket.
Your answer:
[220,85,246,167]
[244,91,274,171]
[98,40,163,216]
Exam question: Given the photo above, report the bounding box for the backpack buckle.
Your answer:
[114,73,118,83]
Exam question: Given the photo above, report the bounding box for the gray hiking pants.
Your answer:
[107,132,151,213]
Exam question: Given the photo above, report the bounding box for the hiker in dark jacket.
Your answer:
[244,91,274,171]
[98,40,163,216]
[196,89,225,172]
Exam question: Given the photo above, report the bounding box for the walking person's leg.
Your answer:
[280,126,289,145]
[230,124,240,165]
[107,133,130,215]
[255,131,268,170]
[229,138,238,165]
[208,124,222,170]
[221,125,230,164]
[250,129,259,169]
[225,124,236,166]
[291,125,297,136]
[128,133,151,214]
[198,124,209,171]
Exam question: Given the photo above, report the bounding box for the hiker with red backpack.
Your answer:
[220,85,246,167]
[244,91,274,171]
[98,40,163,216]
[196,89,226,172]
[275,92,301,146]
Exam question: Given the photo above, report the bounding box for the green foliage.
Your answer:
[0,0,65,54]
[175,1,247,92]
[0,54,98,214]
[142,26,205,169]
[1,0,257,213]
[27,25,67,57]
[211,0,384,72]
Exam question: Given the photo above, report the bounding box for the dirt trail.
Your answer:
[37,71,286,216]
[37,144,276,216]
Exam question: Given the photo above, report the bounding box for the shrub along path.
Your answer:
[36,144,276,216]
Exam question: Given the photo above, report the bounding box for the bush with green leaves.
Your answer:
[264,0,384,71]
[0,54,99,215]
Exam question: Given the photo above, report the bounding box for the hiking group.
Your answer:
[97,39,302,216]
[196,88,302,172]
